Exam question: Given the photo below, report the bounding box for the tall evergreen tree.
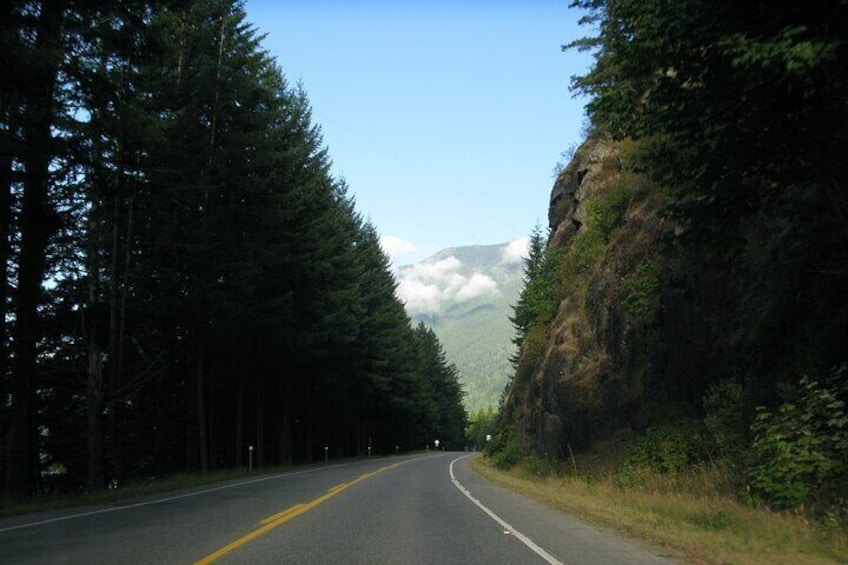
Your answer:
[4,0,65,502]
[0,0,470,500]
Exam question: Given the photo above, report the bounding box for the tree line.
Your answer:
[1,0,466,503]
[497,0,847,512]
[563,0,847,418]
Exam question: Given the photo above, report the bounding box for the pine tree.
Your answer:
[4,0,65,502]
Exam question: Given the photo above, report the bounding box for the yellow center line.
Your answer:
[193,460,410,565]
[258,503,305,526]
[326,482,349,494]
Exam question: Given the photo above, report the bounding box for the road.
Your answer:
[0,452,675,564]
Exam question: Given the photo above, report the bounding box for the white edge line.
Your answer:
[450,455,564,565]
[0,456,423,535]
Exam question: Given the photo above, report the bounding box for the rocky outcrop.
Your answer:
[509,133,848,461]
[507,135,674,457]
[548,136,620,245]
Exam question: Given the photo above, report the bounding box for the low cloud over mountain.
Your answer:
[395,255,499,315]
[392,241,526,412]
[502,236,529,264]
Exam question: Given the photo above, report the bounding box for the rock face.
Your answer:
[507,138,848,460]
[505,135,673,456]
[548,137,619,244]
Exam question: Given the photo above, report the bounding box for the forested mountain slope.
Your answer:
[397,243,523,413]
[499,0,848,513]
[0,0,465,503]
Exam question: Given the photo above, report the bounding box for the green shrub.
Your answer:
[619,421,710,482]
[487,424,526,469]
[746,365,848,510]
[512,324,548,396]
[587,185,632,240]
[525,455,564,478]
[703,378,748,458]
[569,228,606,274]
[621,260,662,316]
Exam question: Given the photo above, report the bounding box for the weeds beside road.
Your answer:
[472,455,848,564]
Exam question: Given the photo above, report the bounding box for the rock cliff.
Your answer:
[505,135,686,456]
[505,131,848,459]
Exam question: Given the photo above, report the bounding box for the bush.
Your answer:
[486,424,526,470]
[587,185,632,241]
[525,456,564,478]
[621,260,662,316]
[618,421,710,485]
[703,378,748,458]
[746,365,848,510]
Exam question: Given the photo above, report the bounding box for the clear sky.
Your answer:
[244,1,592,265]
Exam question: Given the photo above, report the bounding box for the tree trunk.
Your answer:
[196,339,208,473]
[303,378,313,464]
[154,363,168,478]
[0,93,12,488]
[235,378,244,468]
[255,377,264,469]
[106,191,122,483]
[85,255,105,491]
[278,375,292,466]
[6,1,62,501]
[86,339,105,490]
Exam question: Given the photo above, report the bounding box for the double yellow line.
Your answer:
[194,461,407,564]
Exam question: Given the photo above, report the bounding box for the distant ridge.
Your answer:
[394,241,525,412]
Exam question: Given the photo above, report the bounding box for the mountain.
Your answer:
[394,242,526,413]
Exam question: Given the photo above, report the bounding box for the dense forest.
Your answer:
[495,0,848,515]
[0,0,466,503]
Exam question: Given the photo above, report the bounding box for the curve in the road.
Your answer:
[449,454,562,565]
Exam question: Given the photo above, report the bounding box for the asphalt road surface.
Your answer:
[0,452,676,564]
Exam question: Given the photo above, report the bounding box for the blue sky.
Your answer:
[244,1,592,265]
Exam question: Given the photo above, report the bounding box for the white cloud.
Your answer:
[396,277,443,313]
[502,236,530,264]
[455,273,498,301]
[413,256,462,280]
[395,255,499,315]
[380,235,418,261]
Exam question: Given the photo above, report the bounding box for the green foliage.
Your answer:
[687,510,736,533]
[410,323,469,449]
[567,0,848,256]
[586,186,632,241]
[618,422,710,486]
[511,226,560,339]
[746,366,848,510]
[1,0,470,496]
[407,242,524,413]
[486,424,526,470]
[621,261,662,317]
[703,379,748,458]
[568,227,605,274]
[525,456,565,478]
[466,407,499,450]
[508,227,562,406]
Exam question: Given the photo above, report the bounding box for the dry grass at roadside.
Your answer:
[471,456,848,564]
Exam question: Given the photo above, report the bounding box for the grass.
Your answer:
[471,455,848,564]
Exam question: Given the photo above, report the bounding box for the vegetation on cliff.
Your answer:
[494,0,848,521]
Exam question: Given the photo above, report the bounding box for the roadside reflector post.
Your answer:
[249,445,254,474]
[324,445,329,464]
